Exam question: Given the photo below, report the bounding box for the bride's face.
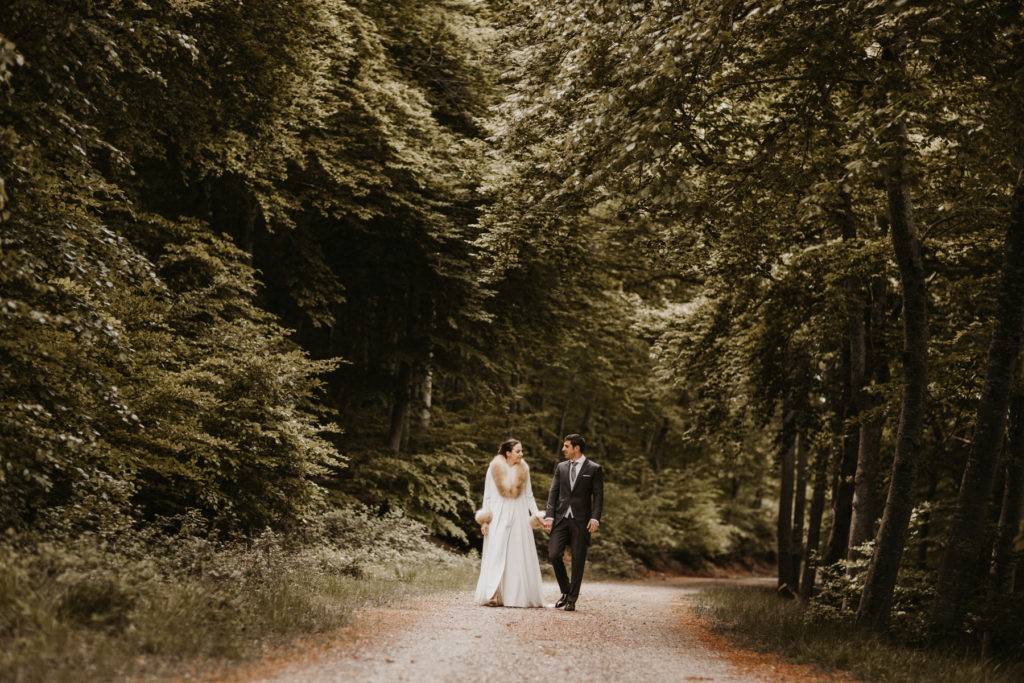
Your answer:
[506,443,523,464]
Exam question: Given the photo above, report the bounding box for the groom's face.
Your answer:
[562,440,581,460]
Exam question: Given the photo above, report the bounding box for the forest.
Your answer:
[2,0,1023,680]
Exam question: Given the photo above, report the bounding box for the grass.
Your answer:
[695,586,1024,683]
[0,509,478,683]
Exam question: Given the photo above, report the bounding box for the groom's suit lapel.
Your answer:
[579,459,592,480]
[563,459,589,492]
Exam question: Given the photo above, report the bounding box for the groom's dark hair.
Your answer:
[564,433,585,452]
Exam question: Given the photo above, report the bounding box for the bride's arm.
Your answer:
[475,464,495,533]
[524,467,544,522]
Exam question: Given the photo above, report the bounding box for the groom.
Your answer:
[544,433,603,611]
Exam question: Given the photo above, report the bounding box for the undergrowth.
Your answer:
[695,586,1024,683]
[0,506,477,683]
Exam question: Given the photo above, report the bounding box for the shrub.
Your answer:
[0,505,476,683]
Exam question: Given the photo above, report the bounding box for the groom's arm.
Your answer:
[587,466,604,532]
[545,463,560,517]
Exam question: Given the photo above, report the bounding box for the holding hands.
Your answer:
[543,517,599,533]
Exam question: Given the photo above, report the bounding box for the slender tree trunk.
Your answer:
[917,461,940,570]
[241,193,257,265]
[419,363,433,429]
[800,445,831,601]
[777,400,797,594]
[825,345,860,565]
[849,279,890,555]
[827,188,867,565]
[580,403,593,434]
[932,169,1024,636]
[387,362,412,454]
[843,301,876,565]
[853,420,886,543]
[646,418,669,461]
[984,397,1024,653]
[791,427,809,589]
[992,385,1024,597]
[857,114,929,631]
[508,369,522,428]
[827,465,861,565]
[849,417,883,552]
[557,387,572,451]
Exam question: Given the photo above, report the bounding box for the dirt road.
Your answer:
[231,578,848,683]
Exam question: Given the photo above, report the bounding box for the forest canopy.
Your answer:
[2,0,1023,659]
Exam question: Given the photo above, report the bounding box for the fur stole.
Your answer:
[488,455,529,499]
[475,455,532,527]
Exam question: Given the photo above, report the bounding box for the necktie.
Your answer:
[570,460,578,488]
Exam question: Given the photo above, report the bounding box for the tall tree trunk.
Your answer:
[843,294,868,565]
[849,414,884,552]
[991,384,1024,597]
[800,445,831,601]
[827,187,867,565]
[387,362,412,454]
[419,361,433,429]
[849,278,890,556]
[508,369,522,426]
[557,383,574,451]
[932,169,1024,636]
[825,344,859,565]
[857,114,929,631]
[646,418,669,462]
[791,427,809,589]
[916,460,940,570]
[777,401,797,594]
[580,402,593,434]
[985,390,1024,650]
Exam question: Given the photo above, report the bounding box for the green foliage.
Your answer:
[812,548,935,645]
[7,0,1023,673]
[0,508,476,682]
[584,473,756,578]
[2,0,782,588]
[122,223,344,530]
[698,585,1024,683]
[334,443,478,543]
[487,0,1024,651]
[0,0,350,535]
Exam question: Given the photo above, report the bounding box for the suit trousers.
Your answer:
[548,516,590,600]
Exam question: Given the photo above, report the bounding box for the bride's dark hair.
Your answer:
[497,438,521,458]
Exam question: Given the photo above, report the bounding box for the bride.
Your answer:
[473,439,545,607]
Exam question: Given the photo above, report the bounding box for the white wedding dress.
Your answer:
[473,456,545,607]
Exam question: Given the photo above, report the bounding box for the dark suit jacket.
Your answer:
[545,458,604,525]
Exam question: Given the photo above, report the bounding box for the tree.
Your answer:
[932,169,1024,635]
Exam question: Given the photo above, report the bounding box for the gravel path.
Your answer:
[231,577,848,683]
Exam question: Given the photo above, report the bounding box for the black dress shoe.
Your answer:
[564,601,576,611]
[554,594,569,609]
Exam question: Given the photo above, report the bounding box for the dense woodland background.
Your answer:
[2,0,1024,678]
